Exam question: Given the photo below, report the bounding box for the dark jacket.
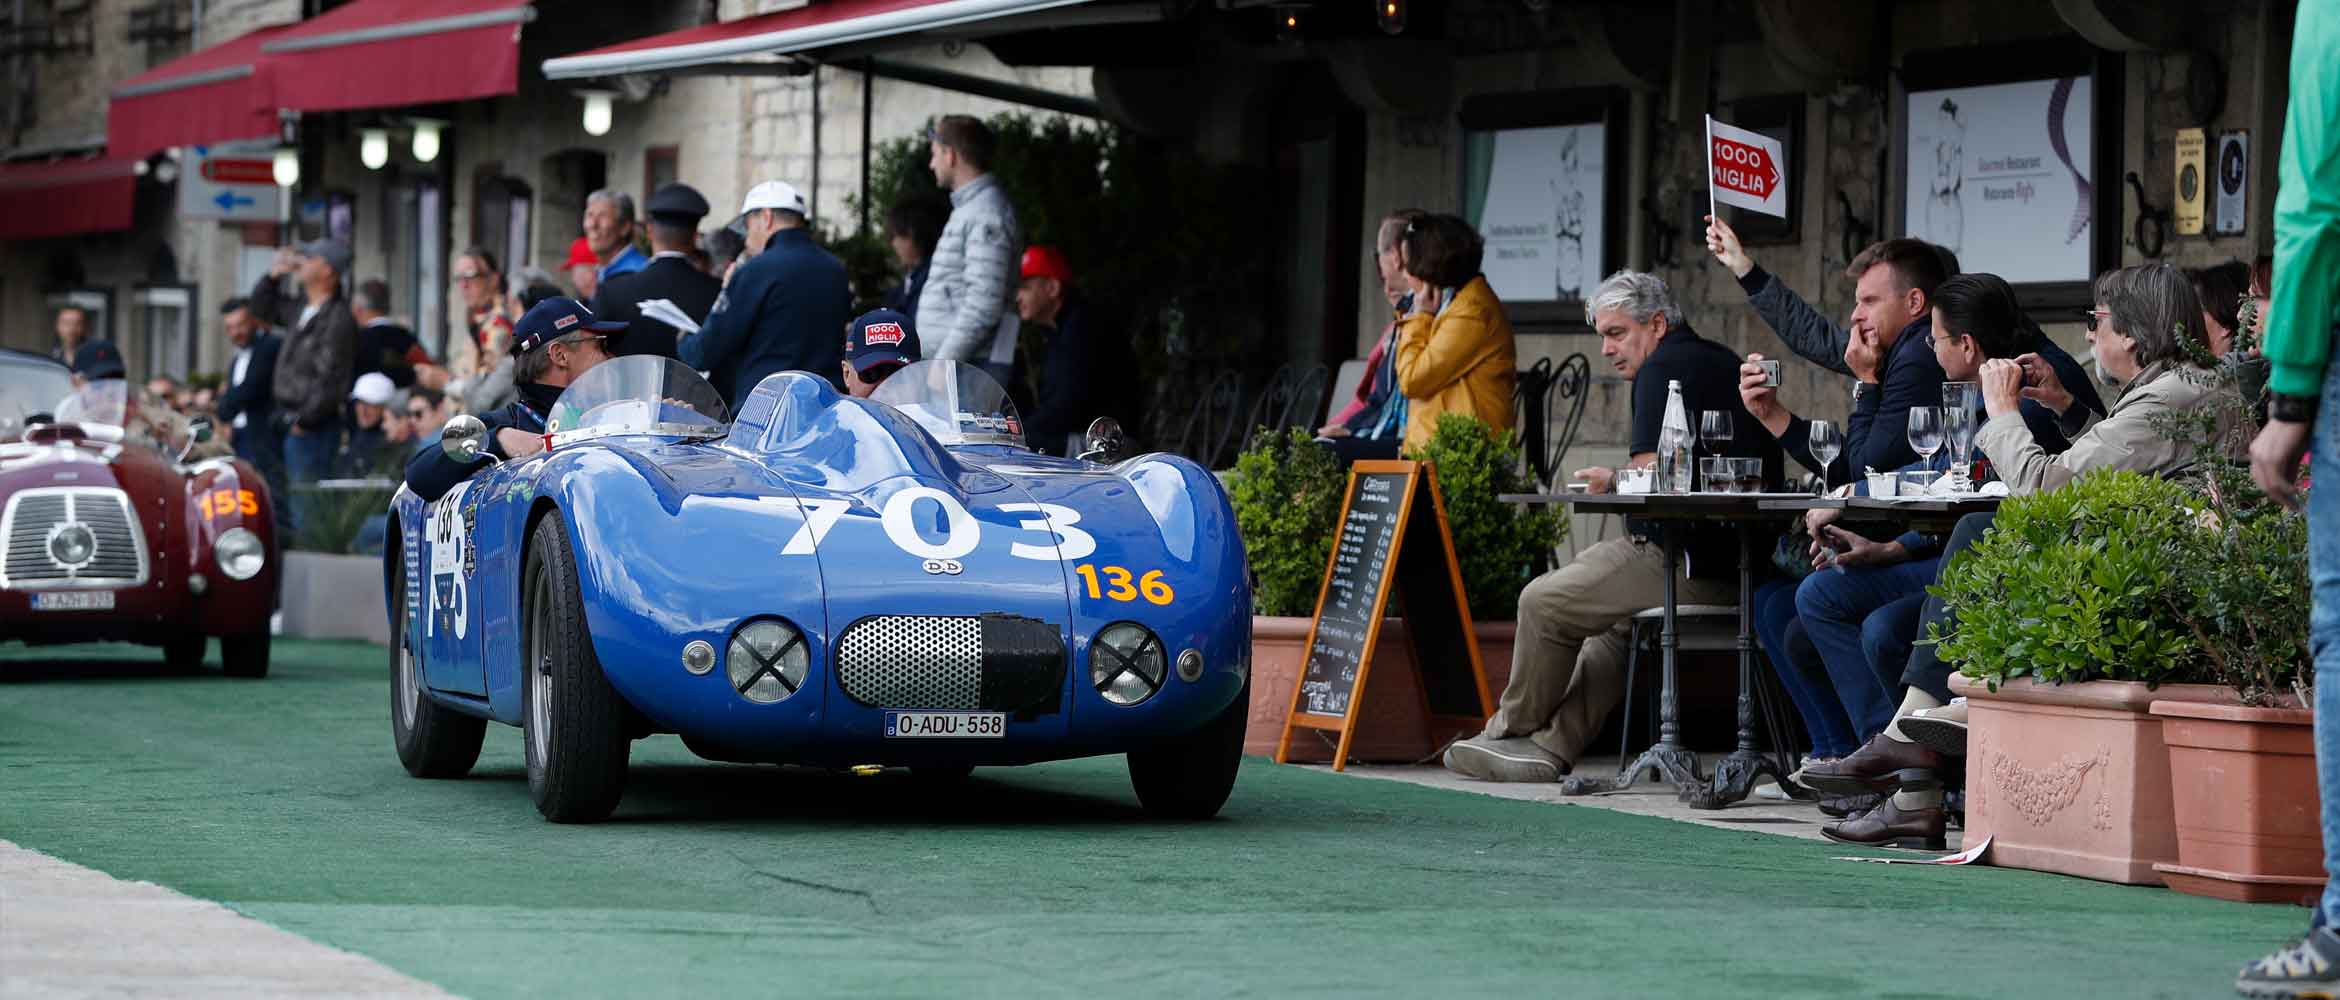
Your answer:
[591,252,721,361]
[356,319,428,388]
[253,274,357,429]
[1626,325,1787,579]
[885,259,932,319]
[1736,264,2107,433]
[403,381,560,503]
[681,229,851,403]
[1022,296,1135,454]
[215,331,282,436]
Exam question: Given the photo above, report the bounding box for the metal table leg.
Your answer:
[1562,522,1705,796]
[1686,522,1787,809]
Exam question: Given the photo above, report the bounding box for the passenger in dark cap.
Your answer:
[591,183,722,361]
[404,297,620,502]
[69,339,126,385]
[841,308,920,398]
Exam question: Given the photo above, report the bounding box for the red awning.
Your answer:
[107,23,295,160]
[106,1,534,159]
[258,0,535,113]
[0,159,139,241]
[541,0,1091,79]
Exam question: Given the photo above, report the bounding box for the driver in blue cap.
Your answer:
[405,297,620,502]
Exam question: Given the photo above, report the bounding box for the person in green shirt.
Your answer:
[2243,1,2340,996]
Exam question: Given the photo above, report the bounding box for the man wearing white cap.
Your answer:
[338,371,398,476]
[680,179,851,404]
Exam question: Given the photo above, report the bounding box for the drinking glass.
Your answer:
[1941,406,1978,492]
[1699,456,1732,493]
[1729,457,1765,494]
[1807,419,1842,495]
[1907,406,1945,474]
[1698,411,1733,490]
[1941,381,1981,413]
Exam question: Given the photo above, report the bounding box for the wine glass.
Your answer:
[1807,419,1842,496]
[1941,406,1978,492]
[1907,406,1945,482]
[1698,410,1734,490]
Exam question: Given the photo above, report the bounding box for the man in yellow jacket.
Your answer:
[1394,214,1516,450]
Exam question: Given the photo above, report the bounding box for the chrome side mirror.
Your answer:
[1078,416,1125,463]
[440,414,493,464]
[178,415,213,463]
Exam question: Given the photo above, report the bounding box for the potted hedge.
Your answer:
[1232,415,1561,761]
[2145,419,2320,902]
[1935,470,2238,884]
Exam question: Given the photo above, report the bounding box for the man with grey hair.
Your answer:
[584,189,648,284]
[1443,269,1782,783]
[404,297,619,503]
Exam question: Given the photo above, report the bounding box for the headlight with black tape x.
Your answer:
[1090,622,1166,706]
[727,618,809,704]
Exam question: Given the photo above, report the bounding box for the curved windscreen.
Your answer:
[868,359,1027,448]
[546,356,729,445]
[48,380,191,456]
[0,355,73,438]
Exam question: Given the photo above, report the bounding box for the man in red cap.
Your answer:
[564,236,601,302]
[1014,245,1134,455]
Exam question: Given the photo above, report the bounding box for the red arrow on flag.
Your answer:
[1711,137,1779,200]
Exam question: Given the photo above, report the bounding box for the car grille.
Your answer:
[1,488,148,590]
[834,614,1065,714]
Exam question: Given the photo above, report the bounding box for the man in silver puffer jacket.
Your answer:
[915,115,1024,381]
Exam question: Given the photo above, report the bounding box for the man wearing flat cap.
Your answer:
[250,237,358,529]
[404,297,620,503]
[591,183,722,361]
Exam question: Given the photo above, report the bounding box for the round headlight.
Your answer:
[1091,622,1166,706]
[727,619,807,703]
[214,527,265,581]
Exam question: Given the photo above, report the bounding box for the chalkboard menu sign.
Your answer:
[1276,460,1492,771]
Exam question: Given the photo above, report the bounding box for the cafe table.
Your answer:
[1757,494,2005,535]
[1497,490,1810,809]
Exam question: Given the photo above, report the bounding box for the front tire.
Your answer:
[390,554,484,778]
[220,633,269,678]
[1127,680,1248,819]
[523,512,630,823]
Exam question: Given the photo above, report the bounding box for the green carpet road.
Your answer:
[0,639,2307,998]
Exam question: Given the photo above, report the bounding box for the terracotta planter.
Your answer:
[1244,615,1515,763]
[2149,700,2326,904]
[1953,674,2236,885]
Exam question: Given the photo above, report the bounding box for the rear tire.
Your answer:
[390,554,484,778]
[523,512,630,823]
[1127,680,1248,819]
[163,635,206,672]
[220,633,269,678]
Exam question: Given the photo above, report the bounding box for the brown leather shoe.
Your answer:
[1818,791,1883,819]
[1795,732,1945,794]
[1820,797,1947,850]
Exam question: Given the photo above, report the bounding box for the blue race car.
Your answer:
[386,357,1250,822]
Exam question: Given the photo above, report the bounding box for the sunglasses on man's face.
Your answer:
[2080,308,2113,332]
[406,408,431,419]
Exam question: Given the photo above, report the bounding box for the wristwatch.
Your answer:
[2272,392,2319,424]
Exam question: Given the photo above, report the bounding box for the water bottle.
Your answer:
[1657,379,1693,493]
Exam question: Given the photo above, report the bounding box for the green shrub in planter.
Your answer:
[1933,469,2204,688]
[1406,413,1564,623]
[1229,428,1348,617]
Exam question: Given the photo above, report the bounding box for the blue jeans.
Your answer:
[282,421,340,538]
[1864,594,1926,693]
[1753,579,1856,758]
[1795,556,1941,741]
[2307,345,2340,930]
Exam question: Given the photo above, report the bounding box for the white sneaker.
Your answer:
[1442,735,1566,783]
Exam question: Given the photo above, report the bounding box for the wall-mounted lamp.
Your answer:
[359,127,390,170]
[579,90,616,137]
[1376,0,1406,35]
[1271,5,1303,43]
[410,118,444,164]
[272,147,300,188]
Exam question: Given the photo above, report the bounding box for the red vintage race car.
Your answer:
[0,351,279,676]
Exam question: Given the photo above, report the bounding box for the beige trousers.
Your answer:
[1485,537,1738,764]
